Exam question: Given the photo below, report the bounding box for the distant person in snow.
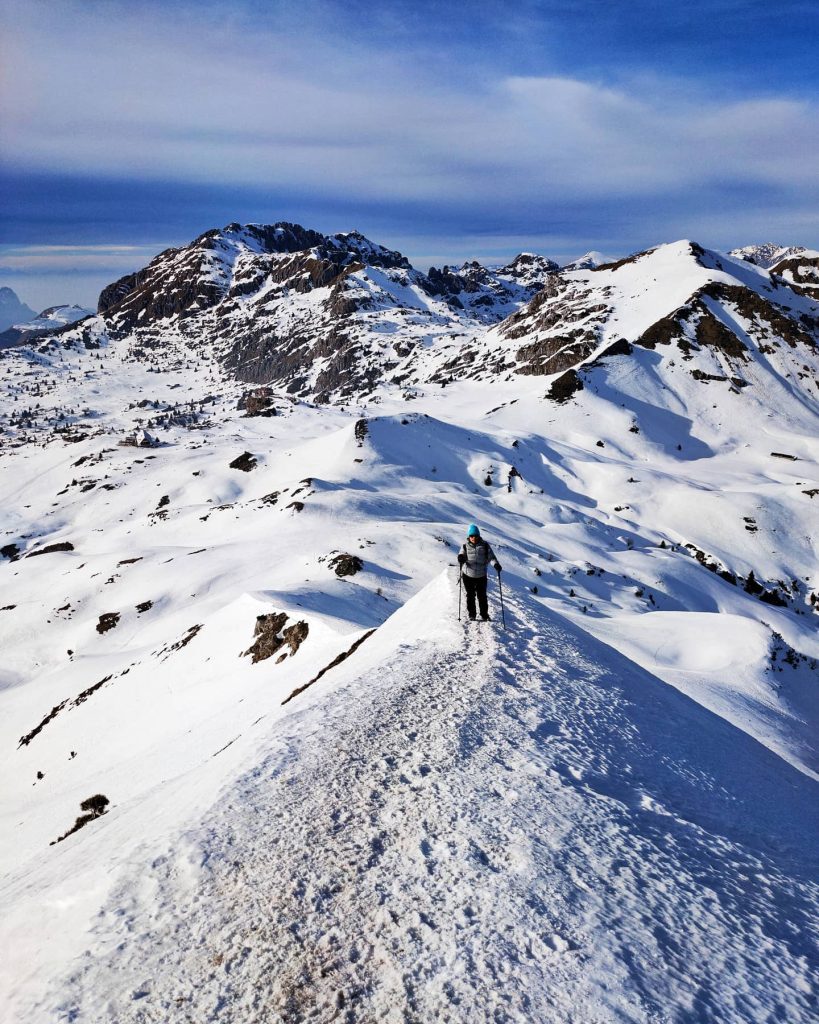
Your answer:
[458,524,502,621]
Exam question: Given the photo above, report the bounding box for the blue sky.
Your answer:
[1,0,818,310]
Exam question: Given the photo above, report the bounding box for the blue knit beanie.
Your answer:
[467,523,480,537]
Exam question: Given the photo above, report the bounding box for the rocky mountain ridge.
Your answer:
[14,225,819,412]
[730,242,818,269]
[55,222,562,402]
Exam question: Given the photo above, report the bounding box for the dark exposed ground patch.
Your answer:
[545,369,584,403]
[636,316,685,350]
[96,612,120,634]
[244,612,309,664]
[26,541,75,558]
[239,387,277,417]
[695,313,748,360]
[19,674,114,746]
[229,452,257,472]
[328,553,364,577]
[51,794,110,846]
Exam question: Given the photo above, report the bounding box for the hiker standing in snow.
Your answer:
[458,524,502,621]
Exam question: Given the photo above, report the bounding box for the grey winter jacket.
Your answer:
[460,538,499,578]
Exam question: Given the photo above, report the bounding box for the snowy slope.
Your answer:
[1,229,818,1022]
[13,574,819,1023]
[21,305,93,331]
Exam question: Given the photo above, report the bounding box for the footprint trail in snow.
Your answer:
[49,579,818,1023]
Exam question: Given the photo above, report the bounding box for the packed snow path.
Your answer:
[47,574,818,1023]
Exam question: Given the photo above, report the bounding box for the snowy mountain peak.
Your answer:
[562,250,606,271]
[21,228,819,410]
[34,304,93,326]
[327,230,412,270]
[729,242,818,269]
[0,299,91,351]
[0,286,36,332]
[472,236,819,405]
[496,252,559,287]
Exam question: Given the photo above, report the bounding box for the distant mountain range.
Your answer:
[17,223,813,411]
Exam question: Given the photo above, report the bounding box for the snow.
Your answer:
[0,233,818,1022]
[12,305,93,333]
[13,574,819,1023]
[730,243,819,269]
[577,240,727,345]
[561,250,606,270]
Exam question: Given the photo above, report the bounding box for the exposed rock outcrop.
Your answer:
[244,612,309,664]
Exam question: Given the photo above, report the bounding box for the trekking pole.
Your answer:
[497,569,506,629]
[458,568,463,621]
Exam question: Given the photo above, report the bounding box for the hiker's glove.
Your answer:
[457,554,466,566]
[495,562,502,573]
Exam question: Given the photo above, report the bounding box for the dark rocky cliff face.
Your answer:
[97,224,331,330]
[96,223,419,334]
[497,275,608,375]
[423,254,557,312]
[772,255,819,298]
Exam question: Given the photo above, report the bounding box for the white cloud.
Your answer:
[2,1,817,207]
[0,244,168,273]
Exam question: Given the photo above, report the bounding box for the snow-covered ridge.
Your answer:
[1,303,92,352]
[13,304,91,333]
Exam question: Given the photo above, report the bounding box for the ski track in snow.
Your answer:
[45,580,818,1024]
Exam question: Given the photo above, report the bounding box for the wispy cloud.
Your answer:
[0,244,169,273]
[2,0,818,309]
[2,0,817,206]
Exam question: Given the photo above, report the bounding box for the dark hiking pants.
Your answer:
[463,574,488,618]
